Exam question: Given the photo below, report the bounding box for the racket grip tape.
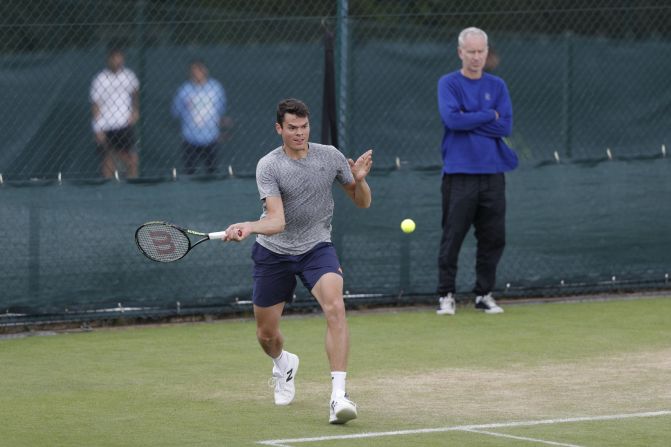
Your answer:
[208,229,243,240]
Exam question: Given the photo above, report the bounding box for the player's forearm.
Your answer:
[250,215,285,235]
[352,179,372,208]
[224,215,284,242]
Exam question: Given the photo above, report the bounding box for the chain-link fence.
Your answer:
[2,0,671,179]
[1,0,670,322]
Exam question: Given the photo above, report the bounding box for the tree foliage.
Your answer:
[1,0,670,53]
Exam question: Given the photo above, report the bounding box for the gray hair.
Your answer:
[458,27,488,47]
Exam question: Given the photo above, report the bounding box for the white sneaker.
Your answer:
[436,293,456,315]
[271,352,299,405]
[475,293,504,314]
[329,394,358,424]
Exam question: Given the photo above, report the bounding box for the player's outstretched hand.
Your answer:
[348,149,373,182]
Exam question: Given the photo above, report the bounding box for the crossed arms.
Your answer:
[437,80,512,139]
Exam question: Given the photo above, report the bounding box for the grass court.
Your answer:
[1,295,670,446]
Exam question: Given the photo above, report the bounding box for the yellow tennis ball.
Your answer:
[400,218,416,233]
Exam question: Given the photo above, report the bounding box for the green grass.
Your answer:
[1,296,670,446]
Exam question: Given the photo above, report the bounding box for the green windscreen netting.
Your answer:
[2,161,670,318]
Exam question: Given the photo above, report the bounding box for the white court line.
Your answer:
[257,410,671,446]
[464,428,585,447]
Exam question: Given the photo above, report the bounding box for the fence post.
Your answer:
[562,31,574,159]
[336,0,349,155]
[28,203,40,299]
[135,0,147,162]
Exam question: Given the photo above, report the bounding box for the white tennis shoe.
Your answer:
[271,352,299,405]
[436,293,456,315]
[475,293,504,314]
[329,393,358,424]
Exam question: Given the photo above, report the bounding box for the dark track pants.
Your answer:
[437,173,506,296]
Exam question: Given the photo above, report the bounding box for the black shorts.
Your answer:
[104,126,135,152]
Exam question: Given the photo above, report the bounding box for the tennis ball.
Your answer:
[400,218,416,234]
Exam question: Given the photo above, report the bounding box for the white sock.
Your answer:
[272,351,289,371]
[331,371,347,399]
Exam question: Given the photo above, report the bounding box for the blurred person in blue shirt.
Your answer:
[172,60,233,174]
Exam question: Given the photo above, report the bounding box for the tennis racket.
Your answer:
[135,221,236,263]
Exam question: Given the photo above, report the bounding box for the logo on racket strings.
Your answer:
[149,230,176,254]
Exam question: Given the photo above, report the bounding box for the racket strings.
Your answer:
[136,224,190,262]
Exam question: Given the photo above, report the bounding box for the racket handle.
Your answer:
[208,231,228,240]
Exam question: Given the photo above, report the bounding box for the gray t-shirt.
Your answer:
[255,142,354,255]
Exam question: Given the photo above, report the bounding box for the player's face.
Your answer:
[276,113,310,153]
[458,34,488,78]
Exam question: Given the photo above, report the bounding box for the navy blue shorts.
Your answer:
[251,241,342,307]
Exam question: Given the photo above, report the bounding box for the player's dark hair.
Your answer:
[276,98,309,125]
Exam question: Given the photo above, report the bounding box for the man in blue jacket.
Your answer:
[436,27,518,316]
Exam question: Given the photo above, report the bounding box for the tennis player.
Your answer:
[223,98,372,424]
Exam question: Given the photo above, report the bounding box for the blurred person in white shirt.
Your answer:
[90,47,140,178]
